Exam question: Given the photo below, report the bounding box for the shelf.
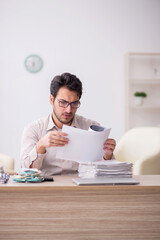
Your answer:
[130,79,160,84]
[131,105,160,110]
[125,53,160,130]
[127,52,160,56]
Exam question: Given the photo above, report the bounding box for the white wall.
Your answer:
[0,0,160,170]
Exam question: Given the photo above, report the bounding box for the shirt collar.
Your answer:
[71,114,80,128]
[47,114,57,131]
[47,114,80,131]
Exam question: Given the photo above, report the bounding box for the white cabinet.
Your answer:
[125,53,160,130]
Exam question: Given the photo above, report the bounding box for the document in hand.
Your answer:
[56,125,111,163]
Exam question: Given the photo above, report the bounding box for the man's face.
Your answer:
[50,86,80,127]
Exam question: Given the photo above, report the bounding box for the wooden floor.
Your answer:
[0,175,160,240]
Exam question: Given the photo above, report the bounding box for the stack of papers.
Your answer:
[78,160,133,178]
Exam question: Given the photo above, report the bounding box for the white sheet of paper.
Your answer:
[56,125,111,163]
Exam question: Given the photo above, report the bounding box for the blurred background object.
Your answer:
[114,127,160,175]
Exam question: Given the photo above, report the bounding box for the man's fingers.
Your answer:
[52,138,69,145]
[104,144,115,150]
[103,139,116,153]
[59,131,68,137]
[52,141,67,146]
[53,134,69,143]
[104,139,116,147]
[104,138,116,145]
[48,131,69,146]
[45,131,69,147]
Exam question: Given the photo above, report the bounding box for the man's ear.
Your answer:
[50,94,54,105]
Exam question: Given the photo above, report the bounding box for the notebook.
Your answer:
[72,177,139,186]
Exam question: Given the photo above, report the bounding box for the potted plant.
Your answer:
[134,91,147,105]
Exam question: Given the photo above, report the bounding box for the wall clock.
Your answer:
[24,54,43,73]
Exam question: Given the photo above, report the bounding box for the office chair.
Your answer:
[0,153,15,172]
[114,127,160,175]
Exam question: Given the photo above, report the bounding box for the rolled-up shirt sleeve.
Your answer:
[20,123,46,169]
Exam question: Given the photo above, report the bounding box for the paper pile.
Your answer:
[78,160,133,178]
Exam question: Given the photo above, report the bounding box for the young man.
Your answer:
[20,73,116,176]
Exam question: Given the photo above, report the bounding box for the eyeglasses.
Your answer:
[56,99,81,108]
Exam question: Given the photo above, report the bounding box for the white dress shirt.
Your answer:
[20,114,99,176]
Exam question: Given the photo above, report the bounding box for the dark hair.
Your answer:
[50,73,82,99]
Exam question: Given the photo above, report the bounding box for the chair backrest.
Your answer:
[114,127,160,164]
[0,153,14,172]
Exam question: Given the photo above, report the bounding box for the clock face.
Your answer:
[25,54,43,73]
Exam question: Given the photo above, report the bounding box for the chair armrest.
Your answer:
[133,152,160,175]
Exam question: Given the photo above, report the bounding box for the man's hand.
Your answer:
[36,131,69,154]
[103,138,116,160]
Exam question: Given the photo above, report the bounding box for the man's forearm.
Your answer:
[21,145,45,169]
[36,140,46,154]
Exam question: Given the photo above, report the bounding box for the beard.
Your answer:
[53,108,74,125]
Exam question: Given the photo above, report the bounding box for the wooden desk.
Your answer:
[0,175,160,240]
